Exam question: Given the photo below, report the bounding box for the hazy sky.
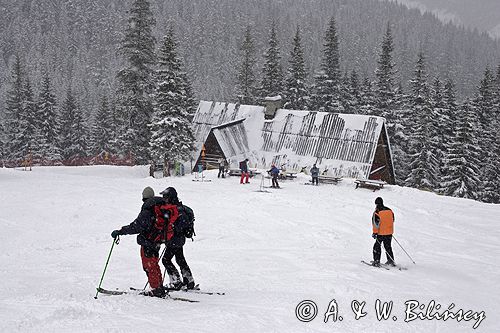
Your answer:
[394,0,500,39]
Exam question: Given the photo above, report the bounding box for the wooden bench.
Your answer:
[354,179,386,191]
[278,172,297,180]
[313,175,342,184]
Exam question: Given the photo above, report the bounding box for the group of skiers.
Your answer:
[107,158,395,298]
[110,186,196,298]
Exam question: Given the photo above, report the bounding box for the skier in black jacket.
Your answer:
[160,187,196,290]
[111,187,167,297]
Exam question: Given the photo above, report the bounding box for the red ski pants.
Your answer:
[240,172,249,183]
[140,246,162,289]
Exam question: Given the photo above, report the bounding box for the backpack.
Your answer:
[239,160,246,170]
[177,205,196,239]
[149,203,179,243]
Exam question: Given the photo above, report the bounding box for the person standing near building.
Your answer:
[268,164,280,188]
[239,158,250,184]
[217,157,226,178]
[371,197,395,267]
[310,164,319,185]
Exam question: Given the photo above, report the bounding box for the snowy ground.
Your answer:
[0,165,499,332]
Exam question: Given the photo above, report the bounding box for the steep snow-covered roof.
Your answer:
[192,101,391,179]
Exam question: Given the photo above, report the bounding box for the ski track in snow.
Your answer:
[0,166,499,332]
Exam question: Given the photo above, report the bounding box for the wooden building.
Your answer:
[192,100,395,184]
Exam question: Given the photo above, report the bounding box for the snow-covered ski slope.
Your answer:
[0,166,498,332]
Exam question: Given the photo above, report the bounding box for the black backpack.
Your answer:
[177,204,195,239]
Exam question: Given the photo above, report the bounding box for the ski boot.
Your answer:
[183,277,196,290]
[385,260,396,267]
[142,286,167,298]
[371,260,381,267]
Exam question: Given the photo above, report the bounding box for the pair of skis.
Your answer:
[96,285,225,302]
[361,260,408,271]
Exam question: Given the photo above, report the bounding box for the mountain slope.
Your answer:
[395,0,500,38]
[0,166,498,332]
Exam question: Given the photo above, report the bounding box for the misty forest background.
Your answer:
[0,0,499,203]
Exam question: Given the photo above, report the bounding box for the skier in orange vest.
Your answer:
[371,197,395,267]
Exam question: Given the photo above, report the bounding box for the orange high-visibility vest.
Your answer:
[372,209,394,235]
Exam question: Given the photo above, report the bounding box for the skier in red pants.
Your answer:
[239,158,250,184]
[111,187,167,297]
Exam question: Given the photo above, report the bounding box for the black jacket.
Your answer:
[119,196,165,248]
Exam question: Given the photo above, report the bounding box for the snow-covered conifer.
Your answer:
[260,21,283,98]
[149,28,195,175]
[236,26,258,105]
[440,99,482,200]
[115,0,156,164]
[283,26,309,110]
[310,17,342,113]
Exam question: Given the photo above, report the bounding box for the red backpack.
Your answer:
[149,203,179,243]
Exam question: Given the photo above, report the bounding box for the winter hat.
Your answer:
[142,186,155,200]
[160,187,178,202]
[375,197,383,205]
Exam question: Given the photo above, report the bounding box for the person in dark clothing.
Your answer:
[239,158,250,184]
[160,187,196,290]
[217,157,226,178]
[371,197,395,267]
[310,164,319,185]
[111,187,167,297]
[268,164,280,188]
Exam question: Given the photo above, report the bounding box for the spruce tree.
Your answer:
[19,79,40,163]
[405,53,440,190]
[149,28,195,176]
[115,0,156,164]
[359,77,376,115]
[340,71,355,114]
[311,17,342,113]
[59,88,87,163]
[260,21,283,98]
[443,78,459,145]
[4,56,24,163]
[430,77,448,185]
[390,83,411,184]
[236,26,258,105]
[38,75,61,164]
[476,68,499,202]
[349,70,362,113]
[440,99,482,200]
[90,95,114,157]
[283,26,309,110]
[375,23,397,118]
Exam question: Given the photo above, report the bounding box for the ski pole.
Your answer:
[393,236,416,264]
[142,246,167,290]
[95,236,120,299]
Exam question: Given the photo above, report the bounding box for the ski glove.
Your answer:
[111,230,122,239]
[372,233,378,239]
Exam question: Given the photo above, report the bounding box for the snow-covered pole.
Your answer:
[94,236,119,299]
[393,236,416,264]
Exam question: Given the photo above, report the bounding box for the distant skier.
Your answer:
[217,157,226,178]
[239,158,250,184]
[110,187,167,297]
[268,164,280,188]
[310,164,319,185]
[160,187,196,290]
[371,197,395,267]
